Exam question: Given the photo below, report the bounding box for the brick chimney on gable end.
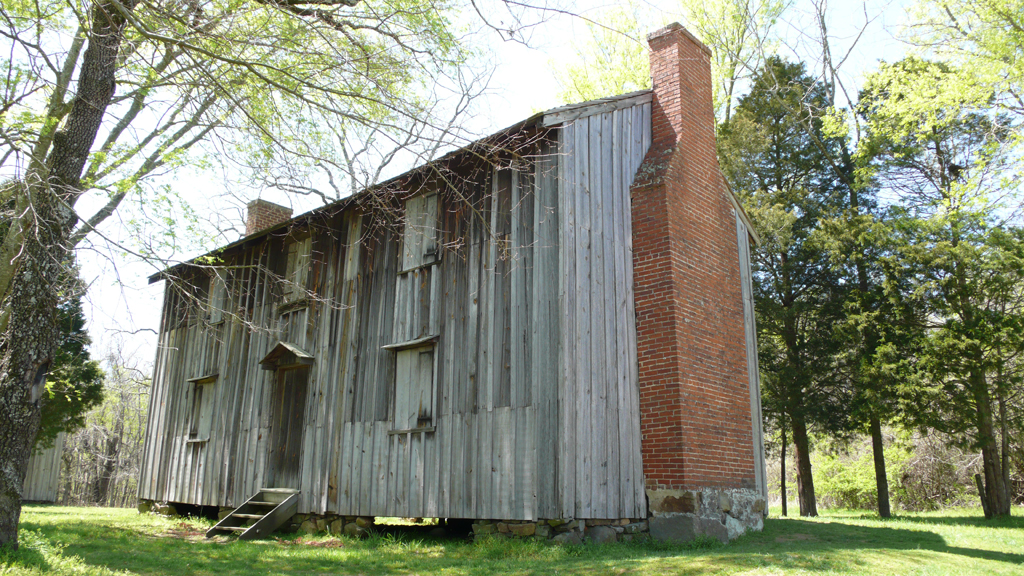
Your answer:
[630,23,763,529]
[245,199,293,236]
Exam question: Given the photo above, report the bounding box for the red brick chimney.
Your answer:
[245,199,293,236]
[630,23,760,524]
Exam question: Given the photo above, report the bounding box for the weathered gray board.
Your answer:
[138,100,652,521]
[736,214,767,499]
[23,433,64,502]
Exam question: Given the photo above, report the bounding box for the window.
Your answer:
[187,377,216,442]
[282,236,312,303]
[392,345,435,432]
[208,272,227,324]
[401,193,439,272]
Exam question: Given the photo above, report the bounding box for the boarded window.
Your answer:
[208,272,227,323]
[393,346,434,430]
[188,380,215,441]
[282,236,312,302]
[401,193,439,271]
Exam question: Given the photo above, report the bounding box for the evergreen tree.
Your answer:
[719,56,852,516]
[35,287,104,450]
[859,57,1023,517]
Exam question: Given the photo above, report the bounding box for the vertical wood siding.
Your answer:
[140,103,651,520]
[558,105,651,520]
[22,433,64,502]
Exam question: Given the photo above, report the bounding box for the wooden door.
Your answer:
[268,366,309,489]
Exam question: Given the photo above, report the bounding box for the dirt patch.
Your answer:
[775,533,818,543]
[277,536,347,548]
[158,522,206,540]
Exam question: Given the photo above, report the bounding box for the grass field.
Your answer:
[2,505,1022,575]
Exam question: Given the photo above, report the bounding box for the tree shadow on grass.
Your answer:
[726,518,1024,569]
[883,514,1024,530]
[15,514,1024,576]
[0,534,52,574]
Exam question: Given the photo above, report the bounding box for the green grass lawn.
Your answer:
[2,504,1023,575]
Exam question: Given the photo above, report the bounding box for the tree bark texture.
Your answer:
[970,366,1010,517]
[48,0,140,200]
[780,425,788,517]
[0,0,137,548]
[791,415,818,517]
[0,187,66,548]
[870,415,891,518]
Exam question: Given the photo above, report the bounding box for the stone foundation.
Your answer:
[138,499,178,517]
[287,514,377,537]
[646,487,766,543]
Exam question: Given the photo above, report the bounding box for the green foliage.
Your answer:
[909,0,1024,120]
[813,436,913,511]
[720,56,852,436]
[552,5,652,104]
[551,0,786,120]
[35,284,104,450]
[858,55,1023,515]
[678,0,788,121]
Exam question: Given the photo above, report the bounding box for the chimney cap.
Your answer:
[647,23,712,57]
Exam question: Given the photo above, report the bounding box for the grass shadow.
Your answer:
[885,514,1024,530]
[14,507,1024,576]
[727,518,1024,568]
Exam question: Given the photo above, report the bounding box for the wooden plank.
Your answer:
[612,108,632,517]
[737,214,768,498]
[558,123,577,519]
[590,112,610,518]
[533,140,560,519]
[371,422,388,516]
[510,168,523,411]
[478,408,493,518]
[409,432,424,517]
[630,104,649,515]
[575,117,592,519]
[451,414,466,518]
[482,170,497,412]
[466,203,482,416]
[601,109,621,519]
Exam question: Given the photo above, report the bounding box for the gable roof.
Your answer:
[149,88,759,283]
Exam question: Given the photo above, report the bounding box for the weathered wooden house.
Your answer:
[139,24,767,542]
[22,433,64,503]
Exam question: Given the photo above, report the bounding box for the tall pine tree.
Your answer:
[719,57,853,517]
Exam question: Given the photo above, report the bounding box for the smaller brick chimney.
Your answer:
[245,199,292,236]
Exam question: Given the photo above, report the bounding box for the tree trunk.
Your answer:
[997,368,1011,512]
[869,415,891,518]
[0,0,138,548]
[790,415,818,516]
[780,425,788,517]
[970,366,1010,517]
[0,187,66,548]
[93,427,121,506]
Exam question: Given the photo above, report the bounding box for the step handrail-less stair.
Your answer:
[206,488,300,540]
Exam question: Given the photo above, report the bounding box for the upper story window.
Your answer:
[401,192,439,272]
[282,236,312,303]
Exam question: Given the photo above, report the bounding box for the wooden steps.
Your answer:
[206,488,299,540]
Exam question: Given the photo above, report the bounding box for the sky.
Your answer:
[77,0,913,371]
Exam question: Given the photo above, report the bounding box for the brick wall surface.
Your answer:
[631,23,756,492]
[246,199,293,236]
